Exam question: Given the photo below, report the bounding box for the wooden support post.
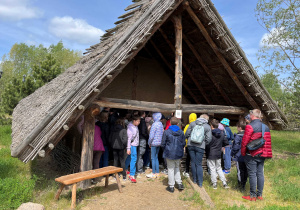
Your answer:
[132,59,138,100]
[159,28,212,104]
[71,183,77,209]
[105,175,109,188]
[173,15,183,110]
[115,173,123,193]
[182,34,233,105]
[55,184,65,200]
[184,2,259,109]
[80,105,100,189]
[149,40,202,104]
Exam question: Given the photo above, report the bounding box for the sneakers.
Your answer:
[178,183,184,190]
[128,176,137,183]
[146,173,156,178]
[166,186,174,193]
[223,170,230,174]
[183,171,190,178]
[257,196,263,200]
[213,183,217,190]
[242,195,256,201]
[223,183,230,189]
[122,178,127,182]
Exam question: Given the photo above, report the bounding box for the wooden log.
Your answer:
[79,106,96,189]
[71,183,77,209]
[55,184,65,200]
[159,28,212,104]
[94,98,248,115]
[132,59,138,100]
[184,2,259,109]
[149,40,202,104]
[173,15,183,110]
[182,34,233,105]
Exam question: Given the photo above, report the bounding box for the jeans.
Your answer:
[125,154,131,171]
[207,159,226,184]
[130,146,138,176]
[185,147,191,173]
[188,146,205,186]
[166,158,182,187]
[99,146,109,168]
[137,139,146,173]
[113,149,126,179]
[244,155,265,197]
[143,144,151,167]
[151,146,160,174]
[223,145,232,170]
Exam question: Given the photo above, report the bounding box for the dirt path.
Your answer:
[80,172,197,210]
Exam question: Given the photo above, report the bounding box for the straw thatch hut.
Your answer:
[11,0,287,175]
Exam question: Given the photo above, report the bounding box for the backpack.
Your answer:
[190,124,205,144]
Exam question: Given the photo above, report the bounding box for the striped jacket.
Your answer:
[241,119,272,158]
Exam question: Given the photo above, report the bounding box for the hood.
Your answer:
[189,113,197,124]
[169,125,182,136]
[113,124,124,132]
[212,128,222,138]
[218,123,224,131]
[195,117,208,125]
[127,122,137,132]
[169,125,180,132]
[153,112,162,122]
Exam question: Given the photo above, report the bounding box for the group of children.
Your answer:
[88,108,249,193]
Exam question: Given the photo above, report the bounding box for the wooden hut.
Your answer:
[11,0,287,177]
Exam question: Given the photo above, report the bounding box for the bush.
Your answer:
[0,113,12,126]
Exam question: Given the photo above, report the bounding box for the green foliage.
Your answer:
[256,0,300,126]
[0,42,81,114]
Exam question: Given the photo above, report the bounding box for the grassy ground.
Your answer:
[0,125,299,209]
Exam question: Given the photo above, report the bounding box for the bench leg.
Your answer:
[55,184,65,200]
[105,175,109,187]
[71,183,77,209]
[115,173,123,193]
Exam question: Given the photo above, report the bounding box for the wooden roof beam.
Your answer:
[158,28,212,104]
[94,97,248,115]
[184,2,259,109]
[183,33,233,105]
[149,40,201,104]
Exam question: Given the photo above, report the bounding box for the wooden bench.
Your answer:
[55,166,123,209]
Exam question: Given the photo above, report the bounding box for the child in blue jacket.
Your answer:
[231,120,248,191]
[161,117,186,193]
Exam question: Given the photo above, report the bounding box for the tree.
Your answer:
[256,0,300,126]
[0,42,81,114]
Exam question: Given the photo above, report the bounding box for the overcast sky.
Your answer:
[0,0,269,74]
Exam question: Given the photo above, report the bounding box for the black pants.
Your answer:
[237,161,248,189]
[113,149,126,179]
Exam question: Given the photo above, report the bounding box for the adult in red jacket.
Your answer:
[241,109,272,201]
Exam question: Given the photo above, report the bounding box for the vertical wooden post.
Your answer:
[173,15,183,110]
[132,59,138,100]
[71,183,77,209]
[80,105,100,189]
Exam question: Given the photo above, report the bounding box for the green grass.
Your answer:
[269,130,300,154]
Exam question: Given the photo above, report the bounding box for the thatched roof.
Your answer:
[11,0,288,162]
